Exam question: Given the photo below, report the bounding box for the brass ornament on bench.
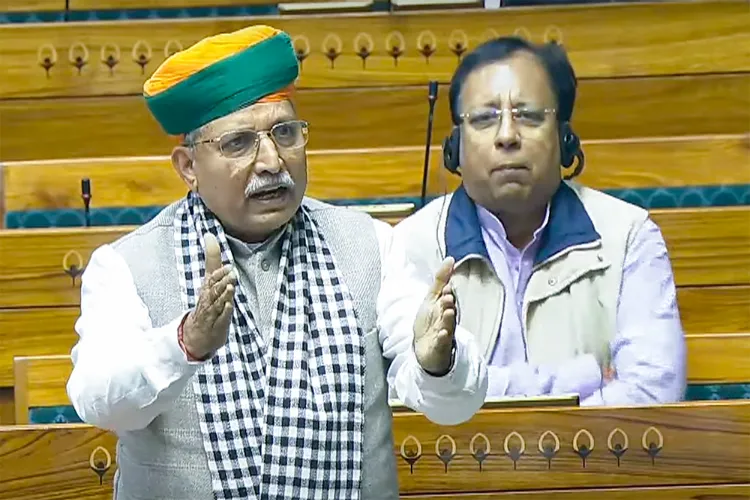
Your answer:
[89,446,112,485]
[607,427,629,466]
[68,42,89,76]
[132,40,152,75]
[62,250,85,287]
[37,44,58,78]
[470,432,491,472]
[537,430,561,469]
[400,435,422,474]
[385,31,405,67]
[572,429,595,468]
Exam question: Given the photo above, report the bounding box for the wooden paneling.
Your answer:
[390,0,482,10]
[0,202,411,309]
[2,74,748,161]
[0,424,116,500]
[1,207,749,308]
[406,485,750,499]
[393,402,750,494]
[686,334,750,384]
[0,389,13,426]
[0,0,65,12]
[0,308,79,387]
[13,355,73,424]
[1,0,748,98]
[5,134,749,212]
[0,163,5,230]
[278,1,376,14]
[9,329,747,419]
[652,207,750,287]
[0,227,128,308]
[68,0,329,9]
[677,286,750,335]
[1,403,748,499]
[1,2,746,96]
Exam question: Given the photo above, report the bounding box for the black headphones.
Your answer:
[442,119,584,179]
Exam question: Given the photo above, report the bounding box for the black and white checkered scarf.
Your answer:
[173,191,364,499]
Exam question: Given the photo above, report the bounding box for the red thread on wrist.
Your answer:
[178,313,209,362]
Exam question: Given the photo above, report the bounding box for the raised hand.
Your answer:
[413,257,457,375]
[182,233,237,360]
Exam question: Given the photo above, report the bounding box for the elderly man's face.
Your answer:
[457,51,561,217]
[172,101,308,242]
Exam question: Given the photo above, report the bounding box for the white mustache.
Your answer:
[244,172,295,197]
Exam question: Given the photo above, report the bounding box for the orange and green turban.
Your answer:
[143,25,299,136]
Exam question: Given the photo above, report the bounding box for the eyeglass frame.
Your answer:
[458,106,557,132]
[184,119,310,160]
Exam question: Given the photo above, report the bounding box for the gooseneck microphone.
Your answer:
[419,80,439,209]
[81,178,92,228]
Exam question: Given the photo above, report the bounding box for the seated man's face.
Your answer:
[457,51,561,216]
[174,100,309,242]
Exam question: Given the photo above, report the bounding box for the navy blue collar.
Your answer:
[444,183,601,266]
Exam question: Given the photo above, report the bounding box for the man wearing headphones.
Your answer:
[377,37,686,406]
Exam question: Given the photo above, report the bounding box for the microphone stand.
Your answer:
[420,80,439,209]
[81,178,91,228]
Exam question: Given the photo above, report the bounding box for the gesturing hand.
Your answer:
[182,233,237,360]
[413,257,457,375]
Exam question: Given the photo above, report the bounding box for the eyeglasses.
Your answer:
[459,106,556,131]
[187,119,309,160]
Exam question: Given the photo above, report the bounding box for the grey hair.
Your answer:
[183,126,205,146]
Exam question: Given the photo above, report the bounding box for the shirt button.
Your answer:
[261,259,271,271]
[597,254,604,262]
[548,278,556,286]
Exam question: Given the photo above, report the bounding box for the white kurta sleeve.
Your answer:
[66,244,205,432]
[373,219,488,426]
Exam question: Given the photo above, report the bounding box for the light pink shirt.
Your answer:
[476,204,686,406]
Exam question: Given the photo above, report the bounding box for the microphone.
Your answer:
[419,80,439,209]
[81,178,92,228]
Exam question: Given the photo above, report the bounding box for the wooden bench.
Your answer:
[1,0,65,11]
[67,0,373,9]
[1,402,748,499]
[3,134,749,217]
[2,1,746,97]
[1,206,748,308]
[0,0,748,160]
[2,74,747,161]
[13,355,74,424]
[2,204,748,422]
[12,326,750,422]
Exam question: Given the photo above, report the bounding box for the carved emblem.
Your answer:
[353,32,374,69]
[435,434,457,473]
[537,430,560,469]
[68,42,89,75]
[607,428,629,466]
[400,435,422,474]
[163,40,183,58]
[416,31,437,65]
[321,33,343,69]
[573,429,595,468]
[292,35,311,69]
[132,40,152,74]
[503,431,525,470]
[37,44,57,77]
[89,446,112,485]
[62,250,85,286]
[641,427,663,465]
[385,31,405,67]
[100,43,120,76]
[448,30,469,62]
[469,432,491,472]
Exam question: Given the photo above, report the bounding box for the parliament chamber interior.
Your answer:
[0,0,748,498]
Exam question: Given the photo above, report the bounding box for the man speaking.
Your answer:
[66,25,488,500]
